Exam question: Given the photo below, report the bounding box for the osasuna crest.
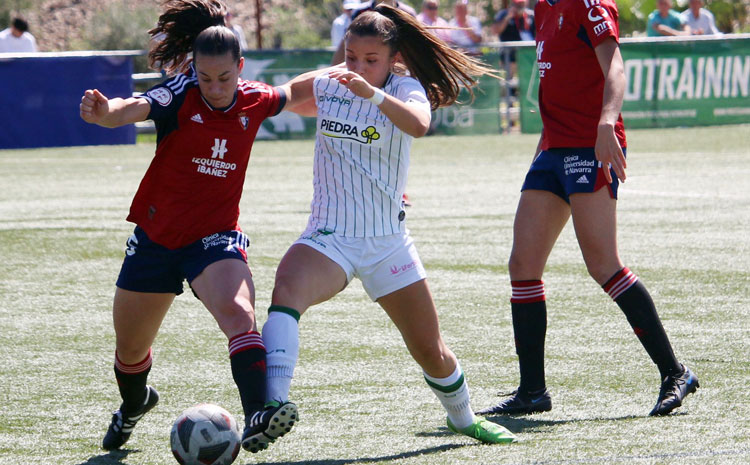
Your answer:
[238,113,249,130]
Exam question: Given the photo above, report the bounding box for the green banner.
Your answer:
[241,49,332,140]
[517,35,750,134]
[241,49,502,139]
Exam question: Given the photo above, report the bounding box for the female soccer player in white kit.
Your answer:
[252,4,516,450]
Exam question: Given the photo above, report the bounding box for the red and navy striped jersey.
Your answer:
[128,67,284,249]
[535,0,626,149]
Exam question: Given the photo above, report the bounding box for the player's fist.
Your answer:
[79,89,109,124]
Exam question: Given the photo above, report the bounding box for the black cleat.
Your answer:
[102,385,160,450]
[649,364,699,416]
[475,388,552,415]
[241,401,297,453]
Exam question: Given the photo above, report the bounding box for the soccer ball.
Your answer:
[170,403,241,465]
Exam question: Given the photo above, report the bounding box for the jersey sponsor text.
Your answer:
[319,116,383,146]
[563,155,595,176]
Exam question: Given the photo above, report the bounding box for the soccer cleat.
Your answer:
[474,388,552,416]
[102,385,159,450]
[447,416,516,444]
[241,401,297,453]
[649,364,699,416]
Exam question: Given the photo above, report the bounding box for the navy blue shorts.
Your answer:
[116,227,250,295]
[521,147,625,204]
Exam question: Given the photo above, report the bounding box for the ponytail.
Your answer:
[149,0,237,74]
[349,5,498,110]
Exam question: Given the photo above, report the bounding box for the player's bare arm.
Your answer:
[328,68,431,138]
[79,89,150,128]
[279,64,345,116]
[594,38,627,183]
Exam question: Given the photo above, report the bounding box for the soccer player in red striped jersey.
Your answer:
[79,0,324,454]
[477,0,698,417]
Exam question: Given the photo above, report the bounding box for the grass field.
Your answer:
[0,126,749,465]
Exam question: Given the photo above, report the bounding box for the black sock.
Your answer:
[510,280,547,393]
[228,331,267,417]
[603,268,681,379]
[114,349,152,412]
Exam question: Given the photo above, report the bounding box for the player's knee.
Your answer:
[581,254,620,285]
[508,252,539,280]
[411,341,452,374]
[271,277,308,311]
[115,345,150,364]
[213,298,254,335]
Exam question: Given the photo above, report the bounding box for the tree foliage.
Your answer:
[6,0,748,55]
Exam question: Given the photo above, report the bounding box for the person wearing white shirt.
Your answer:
[681,0,721,35]
[331,0,361,48]
[417,0,452,43]
[226,12,248,51]
[0,18,38,53]
[262,3,516,447]
[448,0,482,53]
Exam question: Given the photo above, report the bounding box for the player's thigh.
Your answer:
[570,188,623,284]
[510,189,571,280]
[113,287,174,363]
[272,243,348,314]
[190,258,256,336]
[377,279,455,378]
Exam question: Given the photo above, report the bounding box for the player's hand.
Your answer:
[328,69,378,101]
[80,89,110,124]
[595,123,626,183]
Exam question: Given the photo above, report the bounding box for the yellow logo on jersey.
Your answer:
[361,126,380,144]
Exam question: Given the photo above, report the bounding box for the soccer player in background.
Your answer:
[255,4,517,449]
[79,0,326,454]
[476,0,699,417]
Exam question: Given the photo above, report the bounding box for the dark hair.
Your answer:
[346,5,497,110]
[149,0,240,74]
[12,18,29,33]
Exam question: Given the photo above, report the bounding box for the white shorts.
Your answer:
[294,228,427,301]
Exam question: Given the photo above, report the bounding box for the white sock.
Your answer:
[423,362,474,429]
[261,310,299,403]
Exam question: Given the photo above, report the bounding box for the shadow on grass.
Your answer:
[74,449,136,465]
[481,413,670,433]
[246,443,469,465]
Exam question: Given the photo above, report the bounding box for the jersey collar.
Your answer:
[200,91,238,113]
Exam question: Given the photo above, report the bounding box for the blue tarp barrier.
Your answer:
[0,54,135,149]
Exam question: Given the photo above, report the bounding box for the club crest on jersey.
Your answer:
[320,116,383,146]
[558,13,564,29]
[238,113,249,130]
[147,88,172,107]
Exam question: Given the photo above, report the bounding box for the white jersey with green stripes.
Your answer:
[307,72,431,237]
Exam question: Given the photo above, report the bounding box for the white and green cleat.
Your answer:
[447,416,516,444]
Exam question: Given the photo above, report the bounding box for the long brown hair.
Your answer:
[347,5,498,110]
[148,0,239,74]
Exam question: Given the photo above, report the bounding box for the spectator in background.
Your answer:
[226,11,249,51]
[417,0,452,43]
[448,0,483,54]
[353,0,417,19]
[647,0,688,36]
[492,0,534,79]
[681,0,720,35]
[0,17,38,53]
[332,0,416,64]
[332,0,361,48]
